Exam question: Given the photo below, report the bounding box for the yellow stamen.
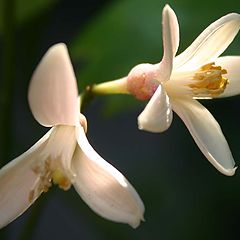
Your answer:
[52,168,71,191]
[29,160,72,203]
[189,62,228,97]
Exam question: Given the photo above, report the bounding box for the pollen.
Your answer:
[189,62,228,97]
[29,159,52,203]
[29,160,72,203]
[52,168,71,191]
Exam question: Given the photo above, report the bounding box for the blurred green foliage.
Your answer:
[0,0,56,33]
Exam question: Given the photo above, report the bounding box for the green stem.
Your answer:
[0,0,16,165]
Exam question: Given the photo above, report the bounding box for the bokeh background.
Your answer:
[0,0,240,239]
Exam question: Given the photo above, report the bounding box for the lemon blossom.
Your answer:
[127,5,240,176]
[93,5,240,176]
[0,44,144,229]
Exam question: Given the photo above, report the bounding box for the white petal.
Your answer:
[172,97,236,176]
[138,84,173,133]
[174,13,240,70]
[0,131,51,229]
[42,126,77,179]
[215,56,240,98]
[72,126,144,228]
[28,43,79,127]
[157,4,180,82]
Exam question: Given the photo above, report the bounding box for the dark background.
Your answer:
[1,0,240,239]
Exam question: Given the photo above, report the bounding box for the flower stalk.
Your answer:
[90,77,129,95]
[80,77,129,111]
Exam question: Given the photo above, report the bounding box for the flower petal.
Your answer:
[28,43,79,127]
[72,126,145,228]
[0,131,51,229]
[138,84,173,133]
[157,4,180,82]
[215,56,240,98]
[172,97,236,176]
[174,13,240,70]
[41,126,76,179]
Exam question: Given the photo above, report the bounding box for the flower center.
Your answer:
[189,62,228,97]
[28,126,76,203]
[29,159,71,203]
[52,168,71,190]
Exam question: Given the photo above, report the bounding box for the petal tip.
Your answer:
[48,42,67,54]
[137,117,147,131]
[227,12,240,21]
[210,155,237,176]
[162,4,175,19]
[129,218,143,229]
[222,166,237,177]
[128,209,145,229]
[163,4,172,12]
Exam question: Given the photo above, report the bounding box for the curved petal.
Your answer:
[72,126,145,228]
[0,130,51,229]
[214,56,240,98]
[28,43,79,127]
[157,4,180,82]
[174,13,240,71]
[172,97,236,176]
[41,126,76,179]
[138,84,173,133]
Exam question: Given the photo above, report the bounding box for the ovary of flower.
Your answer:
[0,44,144,229]
[102,5,240,176]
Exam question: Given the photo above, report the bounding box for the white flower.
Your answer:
[0,44,144,229]
[126,5,240,176]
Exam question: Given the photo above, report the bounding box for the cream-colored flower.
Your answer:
[0,44,144,229]
[127,5,240,176]
[119,5,240,176]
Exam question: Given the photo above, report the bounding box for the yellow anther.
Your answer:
[52,168,71,191]
[189,62,228,97]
